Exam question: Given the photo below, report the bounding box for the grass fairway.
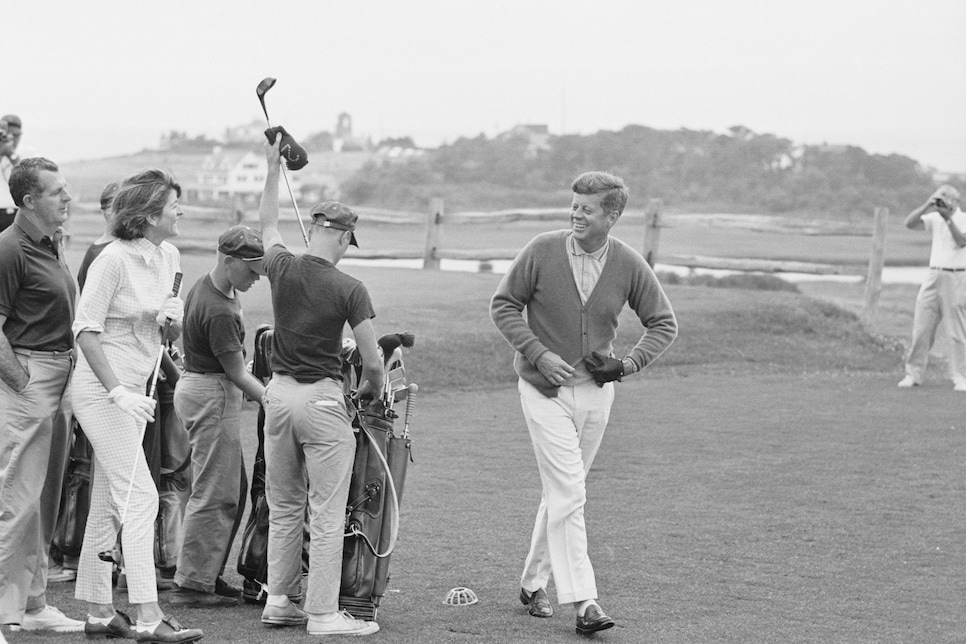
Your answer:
[15,244,966,643]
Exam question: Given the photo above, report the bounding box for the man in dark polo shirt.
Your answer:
[170,224,267,609]
[256,135,383,636]
[0,157,84,634]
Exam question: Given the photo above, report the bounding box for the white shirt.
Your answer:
[73,237,181,389]
[924,208,966,269]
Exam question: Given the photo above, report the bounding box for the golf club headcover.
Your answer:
[264,125,308,171]
[108,385,157,422]
[585,351,624,386]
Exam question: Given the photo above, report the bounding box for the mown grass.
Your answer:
[15,220,962,643]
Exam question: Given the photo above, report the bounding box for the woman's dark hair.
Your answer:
[111,168,181,240]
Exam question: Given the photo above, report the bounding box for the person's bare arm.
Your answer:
[258,136,285,250]
[216,349,266,402]
[350,318,385,400]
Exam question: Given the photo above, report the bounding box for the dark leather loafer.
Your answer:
[85,609,136,640]
[576,604,615,635]
[169,586,237,608]
[519,587,553,618]
[214,577,242,598]
[134,615,203,643]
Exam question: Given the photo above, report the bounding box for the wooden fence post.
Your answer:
[642,198,663,267]
[423,198,444,270]
[861,207,889,326]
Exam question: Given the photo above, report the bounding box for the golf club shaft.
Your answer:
[258,79,309,247]
[121,272,181,524]
[280,165,309,247]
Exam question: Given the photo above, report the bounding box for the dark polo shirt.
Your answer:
[263,244,375,383]
[0,213,76,351]
[181,273,245,374]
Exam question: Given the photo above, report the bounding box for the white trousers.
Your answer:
[71,374,159,606]
[905,269,966,385]
[518,378,614,605]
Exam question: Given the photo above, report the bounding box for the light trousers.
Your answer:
[173,372,247,592]
[263,375,354,615]
[904,269,966,384]
[518,378,614,605]
[72,375,159,606]
[0,350,72,624]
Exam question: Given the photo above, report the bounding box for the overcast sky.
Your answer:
[6,0,966,171]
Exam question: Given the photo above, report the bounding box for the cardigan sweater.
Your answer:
[490,230,677,396]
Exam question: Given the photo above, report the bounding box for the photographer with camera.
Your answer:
[0,115,23,233]
[898,185,966,391]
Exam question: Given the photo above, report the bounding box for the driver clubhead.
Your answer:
[256,77,277,98]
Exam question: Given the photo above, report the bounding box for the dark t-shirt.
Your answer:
[77,240,113,293]
[263,245,375,383]
[181,273,245,374]
[0,216,76,351]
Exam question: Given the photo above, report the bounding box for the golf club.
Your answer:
[402,383,418,438]
[97,272,182,565]
[256,77,309,247]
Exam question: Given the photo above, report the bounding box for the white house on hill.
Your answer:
[185,147,300,207]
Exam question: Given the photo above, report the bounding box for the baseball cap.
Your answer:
[218,225,265,261]
[310,201,358,247]
[100,182,120,210]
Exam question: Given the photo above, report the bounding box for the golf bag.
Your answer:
[149,348,192,573]
[51,419,93,562]
[236,324,415,620]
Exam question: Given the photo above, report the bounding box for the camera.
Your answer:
[935,197,948,209]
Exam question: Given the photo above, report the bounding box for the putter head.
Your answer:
[256,77,277,98]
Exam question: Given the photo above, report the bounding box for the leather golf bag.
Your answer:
[51,419,93,561]
[142,347,191,574]
[339,398,412,621]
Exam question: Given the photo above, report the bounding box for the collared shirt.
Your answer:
[72,237,180,388]
[924,208,966,269]
[567,234,609,304]
[0,213,76,350]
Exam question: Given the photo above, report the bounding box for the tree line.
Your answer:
[343,125,962,218]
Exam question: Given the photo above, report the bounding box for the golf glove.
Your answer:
[156,295,184,327]
[108,386,156,422]
[264,125,308,171]
[585,351,624,386]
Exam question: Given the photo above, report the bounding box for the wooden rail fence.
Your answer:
[354,198,891,326]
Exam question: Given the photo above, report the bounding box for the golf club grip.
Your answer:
[403,384,418,430]
[171,272,183,297]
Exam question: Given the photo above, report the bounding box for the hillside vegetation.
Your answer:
[342,125,961,217]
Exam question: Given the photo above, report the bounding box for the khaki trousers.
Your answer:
[0,350,72,624]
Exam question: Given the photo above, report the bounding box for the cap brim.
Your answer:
[244,257,267,275]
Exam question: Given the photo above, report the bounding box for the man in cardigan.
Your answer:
[490,171,677,636]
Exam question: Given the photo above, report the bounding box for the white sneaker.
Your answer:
[307,610,379,636]
[11,605,84,633]
[47,563,77,583]
[897,376,919,388]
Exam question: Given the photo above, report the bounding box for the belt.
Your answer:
[13,347,75,359]
[931,267,966,272]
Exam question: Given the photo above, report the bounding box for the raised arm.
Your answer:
[259,135,284,249]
